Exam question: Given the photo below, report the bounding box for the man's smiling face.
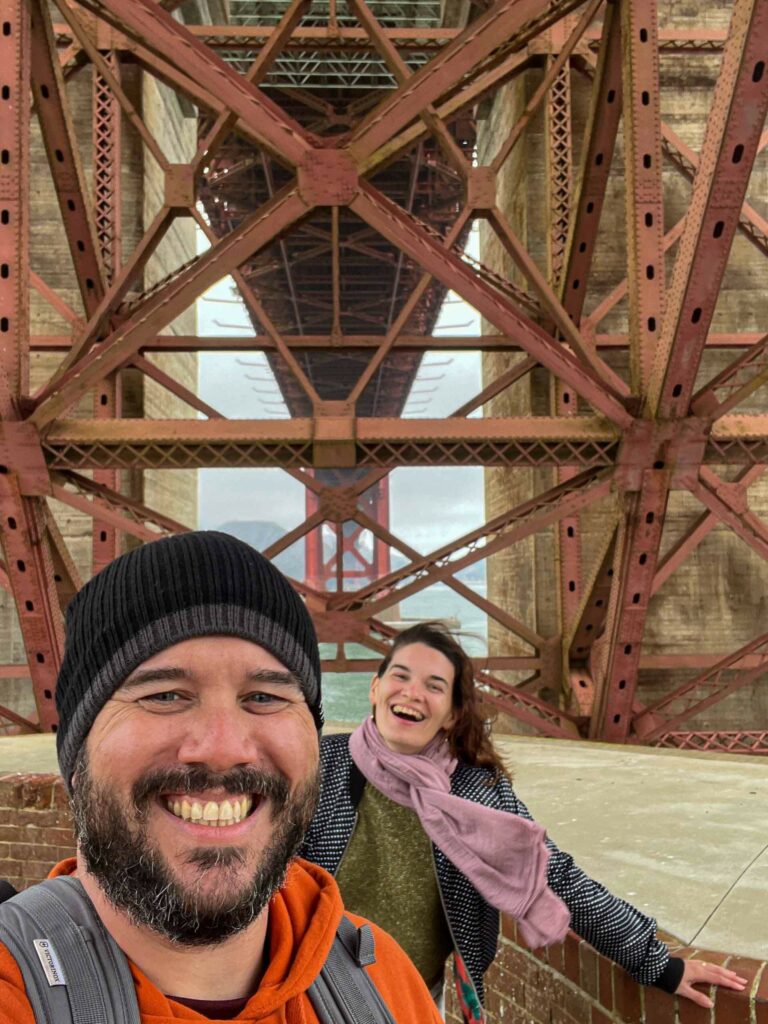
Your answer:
[71,635,320,944]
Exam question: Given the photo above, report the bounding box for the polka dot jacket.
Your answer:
[300,734,671,1008]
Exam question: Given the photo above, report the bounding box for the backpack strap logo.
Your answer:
[32,938,68,987]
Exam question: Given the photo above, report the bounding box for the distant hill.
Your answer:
[216,520,305,579]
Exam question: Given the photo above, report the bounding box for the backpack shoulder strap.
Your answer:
[308,915,398,1024]
[0,875,140,1024]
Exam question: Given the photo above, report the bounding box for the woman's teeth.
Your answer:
[166,796,253,826]
[391,704,425,721]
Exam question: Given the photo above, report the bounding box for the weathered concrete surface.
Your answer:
[6,728,767,960]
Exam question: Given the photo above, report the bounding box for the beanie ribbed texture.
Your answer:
[55,531,322,789]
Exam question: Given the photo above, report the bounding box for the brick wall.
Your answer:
[2,774,765,1023]
[446,920,768,1024]
[0,774,73,892]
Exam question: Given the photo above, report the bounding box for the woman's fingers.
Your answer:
[675,959,749,1008]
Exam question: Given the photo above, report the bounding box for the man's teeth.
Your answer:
[166,796,253,826]
[391,704,425,721]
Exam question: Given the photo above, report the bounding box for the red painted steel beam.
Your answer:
[567,527,616,662]
[0,0,62,733]
[28,331,768,353]
[651,465,766,595]
[349,0,586,169]
[352,508,541,647]
[621,0,664,395]
[91,53,123,576]
[29,0,106,317]
[477,673,581,739]
[49,207,176,386]
[691,332,768,420]
[351,181,633,426]
[334,468,613,618]
[593,0,768,743]
[52,22,736,54]
[559,2,622,324]
[40,415,621,470]
[131,355,225,420]
[633,631,768,739]
[194,0,313,174]
[589,469,670,741]
[649,0,768,419]
[359,48,529,174]
[687,468,768,563]
[52,22,463,54]
[486,206,629,395]
[35,414,768,470]
[659,123,768,260]
[30,185,310,428]
[44,506,82,612]
[72,0,315,166]
[651,731,768,754]
[0,703,38,733]
[51,470,189,540]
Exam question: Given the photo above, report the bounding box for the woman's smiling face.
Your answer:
[369,642,457,754]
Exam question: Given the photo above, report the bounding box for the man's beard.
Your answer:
[70,750,320,946]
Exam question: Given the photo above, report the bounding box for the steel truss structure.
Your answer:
[1,0,767,748]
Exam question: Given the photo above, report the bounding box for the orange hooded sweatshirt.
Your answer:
[0,858,442,1024]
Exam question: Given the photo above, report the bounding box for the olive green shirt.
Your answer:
[335,783,454,987]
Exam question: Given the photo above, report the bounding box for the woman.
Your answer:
[301,622,745,1022]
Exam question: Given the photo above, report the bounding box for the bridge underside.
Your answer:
[1,0,767,749]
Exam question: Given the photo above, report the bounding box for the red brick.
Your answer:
[643,986,677,1024]
[678,993,714,1024]
[613,970,642,1024]
[549,939,566,976]
[8,841,62,861]
[563,935,580,984]
[591,1008,613,1024]
[562,983,591,1023]
[713,955,763,1022]
[597,957,614,1012]
[500,913,518,943]
[579,943,599,1000]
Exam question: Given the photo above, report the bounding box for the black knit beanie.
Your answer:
[55,530,322,790]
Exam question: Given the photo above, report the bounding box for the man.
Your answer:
[0,531,443,1023]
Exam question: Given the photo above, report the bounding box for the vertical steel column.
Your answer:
[369,476,391,581]
[92,54,122,575]
[621,0,664,395]
[304,481,325,591]
[546,22,581,657]
[0,0,62,731]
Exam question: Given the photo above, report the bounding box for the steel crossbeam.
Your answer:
[2,0,768,749]
[633,631,768,740]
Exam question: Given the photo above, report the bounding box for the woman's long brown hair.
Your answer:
[376,621,510,781]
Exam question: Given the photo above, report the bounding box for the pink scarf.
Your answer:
[349,717,570,949]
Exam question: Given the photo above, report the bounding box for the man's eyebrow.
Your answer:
[118,667,302,691]
[245,669,302,688]
[119,667,188,692]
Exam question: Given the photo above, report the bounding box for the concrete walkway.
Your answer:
[2,729,766,958]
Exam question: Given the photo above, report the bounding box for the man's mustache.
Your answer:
[132,765,290,811]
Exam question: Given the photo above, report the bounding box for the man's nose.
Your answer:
[176,704,260,770]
